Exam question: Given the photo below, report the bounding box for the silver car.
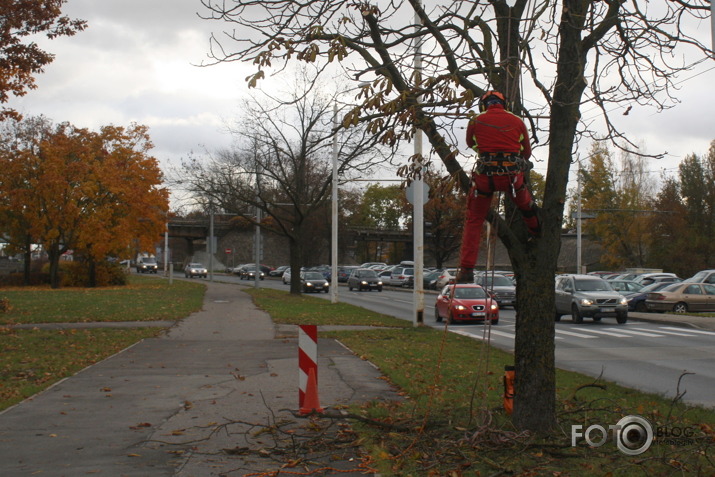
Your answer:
[475,273,517,309]
[184,262,207,278]
[555,274,628,324]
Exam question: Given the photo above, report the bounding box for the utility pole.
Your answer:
[330,102,339,304]
[577,161,582,274]
[254,162,262,289]
[412,1,424,326]
[209,207,214,282]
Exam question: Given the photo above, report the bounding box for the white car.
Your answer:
[184,262,207,278]
[435,268,458,289]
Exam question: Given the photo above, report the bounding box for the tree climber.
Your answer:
[455,91,541,284]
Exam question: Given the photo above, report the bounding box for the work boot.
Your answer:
[455,268,474,284]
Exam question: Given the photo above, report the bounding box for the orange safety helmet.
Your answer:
[479,90,506,111]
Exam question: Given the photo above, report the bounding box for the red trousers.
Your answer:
[459,172,539,270]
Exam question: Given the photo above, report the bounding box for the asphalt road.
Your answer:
[188,273,715,409]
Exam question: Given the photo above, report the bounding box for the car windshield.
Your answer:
[190,263,204,267]
[453,287,487,299]
[303,272,324,280]
[143,258,157,264]
[481,276,513,287]
[640,282,670,293]
[689,271,708,282]
[574,279,611,291]
[358,270,378,278]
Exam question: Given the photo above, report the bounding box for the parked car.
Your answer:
[360,262,387,269]
[424,269,443,290]
[554,274,628,324]
[184,262,207,278]
[645,282,715,313]
[434,284,499,325]
[684,270,715,284]
[308,265,332,280]
[347,268,383,292]
[269,265,289,277]
[624,281,674,312]
[337,266,360,282]
[475,273,517,309]
[608,280,644,294]
[136,257,158,274]
[238,265,265,280]
[388,266,414,287]
[633,273,681,286]
[282,268,292,284]
[300,271,330,293]
[435,268,458,289]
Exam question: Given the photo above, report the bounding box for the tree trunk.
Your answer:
[23,234,32,286]
[48,242,62,289]
[88,256,97,288]
[509,0,589,431]
[510,235,559,432]
[288,230,304,295]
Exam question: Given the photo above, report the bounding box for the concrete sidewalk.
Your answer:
[0,281,399,477]
[628,311,715,331]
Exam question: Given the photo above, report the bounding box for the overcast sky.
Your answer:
[8,0,715,204]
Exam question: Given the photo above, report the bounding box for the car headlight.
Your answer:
[580,298,594,306]
[619,297,628,306]
[490,303,499,311]
[361,280,368,285]
[377,281,383,285]
[454,305,467,311]
[306,282,313,287]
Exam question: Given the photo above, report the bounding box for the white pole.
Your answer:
[254,165,262,289]
[209,209,214,282]
[330,102,339,304]
[164,222,168,277]
[412,2,424,326]
[711,0,715,58]
[577,160,583,274]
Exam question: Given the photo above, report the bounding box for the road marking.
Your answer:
[575,328,632,338]
[555,329,598,338]
[603,328,663,337]
[660,326,715,336]
[630,327,693,337]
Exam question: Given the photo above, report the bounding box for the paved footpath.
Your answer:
[0,281,399,477]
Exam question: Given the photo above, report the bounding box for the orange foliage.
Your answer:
[0,119,169,284]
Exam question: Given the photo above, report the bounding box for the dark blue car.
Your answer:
[625,281,673,312]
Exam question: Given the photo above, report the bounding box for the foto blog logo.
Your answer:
[571,415,654,455]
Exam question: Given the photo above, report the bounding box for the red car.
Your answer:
[435,284,499,325]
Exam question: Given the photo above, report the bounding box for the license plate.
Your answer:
[599,307,613,313]
[471,312,485,317]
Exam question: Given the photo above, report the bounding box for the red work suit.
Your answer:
[459,104,540,271]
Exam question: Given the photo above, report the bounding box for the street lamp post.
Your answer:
[331,102,339,304]
[412,2,425,326]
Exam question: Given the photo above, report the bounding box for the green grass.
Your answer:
[0,275,205,324]
[244,287,410,327]
[0,275,206,411]
[1,282,713,474]
[244,288,715,476]
[0,327,161,410]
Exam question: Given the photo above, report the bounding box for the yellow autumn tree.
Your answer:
[0,117,169,287]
